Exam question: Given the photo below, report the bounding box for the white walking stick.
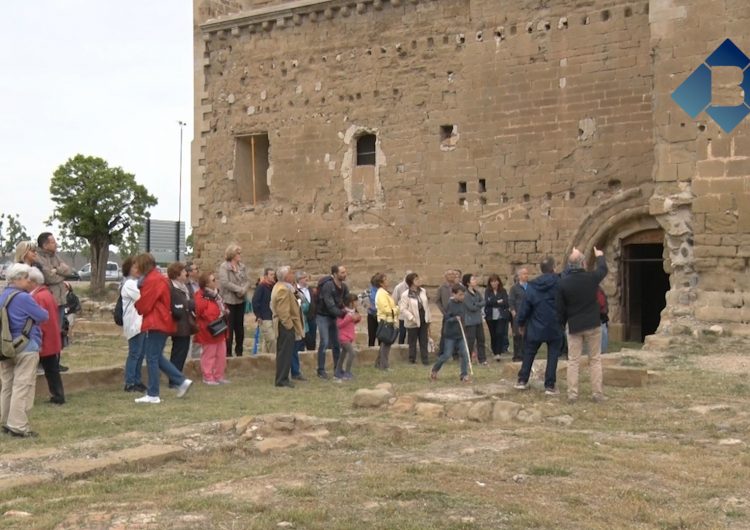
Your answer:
[457,317,474,378]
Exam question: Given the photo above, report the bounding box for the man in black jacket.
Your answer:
[557,246,608,403]
[315,264,349,379]
[515,257,563,395]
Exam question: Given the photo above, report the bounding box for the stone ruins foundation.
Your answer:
[191,0,750,344]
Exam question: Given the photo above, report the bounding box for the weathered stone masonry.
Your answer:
[192,0,750,342]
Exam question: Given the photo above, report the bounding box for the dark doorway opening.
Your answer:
[621,232,670,342]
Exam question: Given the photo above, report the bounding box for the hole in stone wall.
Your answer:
[443,35,449,44]
[366,48,372,55]
[479,196,487,205]
[523,193,530,202]
[427,37,434,47]
[494,28,503,39]
[356,134,377,166]
[476,31,483,42]
[478,178,487,193]
[324,203,332,213]
[569,191,576,199]
[440,125,455,141]
[608,179,622,189]
[698,124,706,132]
[235,133,271,205]
[601,10,610,21]
[578,127,584,136]
[501,192,508,203]
[560,18,568,29]
[458,181,467,193]
[624,6,633,17]
[526,23,533,33]
[458,197,467,206]
[582,16,590,25]
[411,40,417,49]
[680,122,685,127]
[457,34,466,44]
[545,191,552,200]
[543,21,551,30]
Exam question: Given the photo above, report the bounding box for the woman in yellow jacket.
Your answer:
[374,272,399,370]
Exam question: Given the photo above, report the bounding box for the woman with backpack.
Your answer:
[0,263,49,437]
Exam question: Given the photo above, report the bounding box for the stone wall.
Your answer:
[648,0,750,338]
[192,0,750,340]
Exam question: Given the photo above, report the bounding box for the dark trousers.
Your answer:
[367,313,379,347]
[517,336,563,389]
[407,323,429,364]
[464,323,487,362]
[512,333,524,361]
[225,303,245,356]
[304,316,317,351]
[487,319,510,355]
[397,320,407,345]
[170,335,191,372]
[275,323,294,386]
[40,353,65,404]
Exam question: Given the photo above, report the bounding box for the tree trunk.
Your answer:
[89,238,110,298]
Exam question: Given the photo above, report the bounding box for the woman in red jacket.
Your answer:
[133,253,192,404]
[29,268,65,405]
[194,271,229,385]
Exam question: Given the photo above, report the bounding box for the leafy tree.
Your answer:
[55,222,90,261]
[185,232,194,256]
[49,155,157,296]
[0,213,30,258]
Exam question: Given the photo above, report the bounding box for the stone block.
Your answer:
[516,407,542,423]
[390,396,416,414]
[353,388,392,408]
[492,400,522,422]
[445,401,472,420]
[414,402,445,419]
[467,401,494,422]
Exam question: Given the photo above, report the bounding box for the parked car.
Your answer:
[78,262,121,282]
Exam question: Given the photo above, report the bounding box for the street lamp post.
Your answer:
[177,120,186,260]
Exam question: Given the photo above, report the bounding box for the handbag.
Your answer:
[207,316,228,337]
[376,310,398,345]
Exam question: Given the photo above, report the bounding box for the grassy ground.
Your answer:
[2,341,749,529]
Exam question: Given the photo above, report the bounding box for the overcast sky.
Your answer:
[0,0,193,241]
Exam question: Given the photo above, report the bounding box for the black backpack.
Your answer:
[113,294,124,326]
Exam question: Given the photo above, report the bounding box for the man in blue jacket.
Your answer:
[515,257,563,395]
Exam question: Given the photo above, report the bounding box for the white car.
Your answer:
[78,262,121,282]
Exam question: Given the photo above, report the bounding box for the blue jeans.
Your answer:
[432,336,468,378]
[316,315,340,374]
[518,336,563,389]
[601,323,609,353]
[125,333,146,386]
[143,331,186,397]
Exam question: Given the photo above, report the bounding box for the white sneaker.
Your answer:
[176,379,193,398]
[135,395,161,404]
[514,382,529,390]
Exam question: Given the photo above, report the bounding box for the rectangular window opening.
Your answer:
[458,181,467,193]
[356,134,377,166]
[478,178,487,193]
[235,133,270,205]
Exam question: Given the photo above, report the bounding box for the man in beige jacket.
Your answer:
[271,266,304,387]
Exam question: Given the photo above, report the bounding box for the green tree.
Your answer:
[49,155,157,296]
[185,232,194,256]
[0,213,30,258]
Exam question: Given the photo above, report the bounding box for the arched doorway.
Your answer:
[620,229,670,342]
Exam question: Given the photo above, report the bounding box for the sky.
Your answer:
[0,0,193,241]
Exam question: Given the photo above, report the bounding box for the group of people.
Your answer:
[0,232,613,437]
[1,233,84,437]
